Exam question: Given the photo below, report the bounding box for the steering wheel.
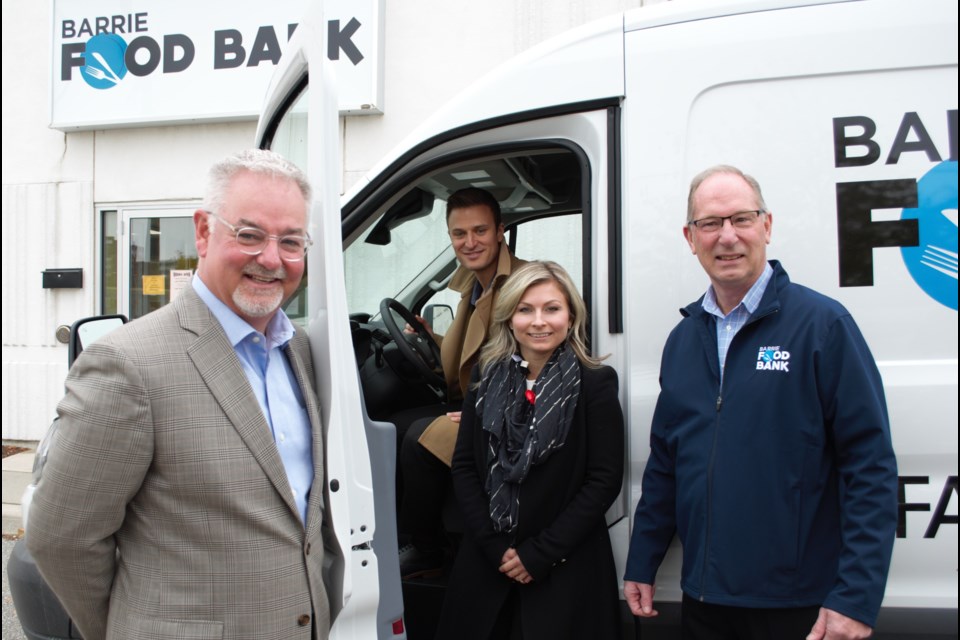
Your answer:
[379,298,446,389]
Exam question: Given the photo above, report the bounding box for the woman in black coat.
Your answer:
[436,260,624,640]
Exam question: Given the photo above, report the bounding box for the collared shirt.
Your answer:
[702,262,774,382]
[470,279,484,306]
[469,272,496,306]
[463,273,495,324]
[193,277,314,524]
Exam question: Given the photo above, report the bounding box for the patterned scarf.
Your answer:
[476,344,581,533]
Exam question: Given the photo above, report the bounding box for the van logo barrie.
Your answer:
[832,111,958,310]
[756,346,790,372]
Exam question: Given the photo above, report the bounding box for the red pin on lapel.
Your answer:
[525,389,536,405]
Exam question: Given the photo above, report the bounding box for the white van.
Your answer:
[8,1,953,639]
[251,0,957,637]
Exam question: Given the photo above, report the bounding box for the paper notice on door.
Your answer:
[170,270,194,301]
[142,275,165,296]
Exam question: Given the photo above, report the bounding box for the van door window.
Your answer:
[269,87,308,174]
[343,148,585,323]
[345,196,453,318]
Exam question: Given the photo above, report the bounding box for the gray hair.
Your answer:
[202,149,312,216]
[479,260,605,373]
[686,164,767,223]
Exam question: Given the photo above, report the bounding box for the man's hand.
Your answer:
[806,607,872,640]
[499,548,532,584]
[403,315,436,340]
[624,581,658,617]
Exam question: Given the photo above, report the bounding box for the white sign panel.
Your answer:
[169,269,193,301]
[51,0,383,130]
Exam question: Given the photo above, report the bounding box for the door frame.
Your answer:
[98,201,201,319]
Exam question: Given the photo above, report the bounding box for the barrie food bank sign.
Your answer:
[51,0,384,130]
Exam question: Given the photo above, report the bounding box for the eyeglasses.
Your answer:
[206,212,312,261]
[688,210,765,233]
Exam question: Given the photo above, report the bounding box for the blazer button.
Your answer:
[298,614,311,626]
[305,542,312,555]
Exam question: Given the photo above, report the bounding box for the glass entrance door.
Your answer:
[119,207,198,320]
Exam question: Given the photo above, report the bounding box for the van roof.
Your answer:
[343,12,625,206]
[623,0,857,32]
[344,0,859,206]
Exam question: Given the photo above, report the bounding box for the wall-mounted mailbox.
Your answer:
[42,268,83,289]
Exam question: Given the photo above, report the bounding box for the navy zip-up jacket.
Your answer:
[625,261,897,627]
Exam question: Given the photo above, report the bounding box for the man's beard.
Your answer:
[233,264,287,319]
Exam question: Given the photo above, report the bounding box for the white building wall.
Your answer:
[2,182,93,441]
[3,0,656,441]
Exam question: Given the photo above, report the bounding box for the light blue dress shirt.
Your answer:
[193,277,314,524]
[702,262,774,383]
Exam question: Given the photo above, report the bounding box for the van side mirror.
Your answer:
[422,304,453,336]
[68,315,127,367]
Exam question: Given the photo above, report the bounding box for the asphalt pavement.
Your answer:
[2,537,28,640]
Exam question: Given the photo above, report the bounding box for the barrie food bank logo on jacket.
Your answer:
[756,346,790,372]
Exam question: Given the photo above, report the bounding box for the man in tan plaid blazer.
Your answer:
[28,150,335,640]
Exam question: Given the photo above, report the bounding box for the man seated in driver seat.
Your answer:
[398,187,525,578]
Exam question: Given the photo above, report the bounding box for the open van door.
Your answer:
[256,5,385,638]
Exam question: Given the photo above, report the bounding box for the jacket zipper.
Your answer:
[699,384,723,600]
[697,306,779,600]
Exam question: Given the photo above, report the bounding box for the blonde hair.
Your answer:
[479,260,604,373]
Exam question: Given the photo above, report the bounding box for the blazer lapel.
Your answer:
[286,333,326,537]
[461,292,492,368]
[441,290,472,391]
[452,243,520,390]
[177,289,301,523]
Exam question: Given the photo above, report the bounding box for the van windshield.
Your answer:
[340,149,585,324]
[344,195,458,319]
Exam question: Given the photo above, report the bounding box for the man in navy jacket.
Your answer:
[624,165,897,640]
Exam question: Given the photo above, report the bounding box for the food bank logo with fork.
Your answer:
[900,161,958,310]
[81,33,127,89]
[756,347,790,372]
